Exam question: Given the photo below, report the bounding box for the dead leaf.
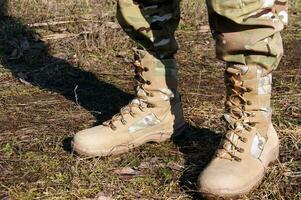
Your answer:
[167,162,184,171]
[95,197,114,200]
[199,25,210,33]
[19,78,32,86]
[84,192,114,200]
[113,167,139,176]
[17,73,32,86]
[138,157,161,170]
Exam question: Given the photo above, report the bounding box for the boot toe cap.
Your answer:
[198,159,264,197]
[198,166,241,196]
[72,126,117,156]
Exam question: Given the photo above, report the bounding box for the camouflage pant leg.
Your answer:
[117,0,180,59]
[207,0,289,73]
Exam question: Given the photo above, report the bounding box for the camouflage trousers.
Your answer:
[117,0,288,73]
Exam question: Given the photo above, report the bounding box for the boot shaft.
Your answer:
[225,64,273,138]
[134,50,180,108]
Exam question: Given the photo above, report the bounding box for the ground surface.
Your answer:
[0,0,300,199]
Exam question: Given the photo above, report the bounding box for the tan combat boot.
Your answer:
[198,64,279,198]
[72,51,185,157]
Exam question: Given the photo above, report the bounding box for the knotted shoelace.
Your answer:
[217,66,256,162]
[103,60,155,130]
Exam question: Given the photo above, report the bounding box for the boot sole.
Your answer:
[200,141,279,199]
[72,123,186,157]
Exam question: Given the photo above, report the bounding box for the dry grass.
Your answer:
[0,0,300,199]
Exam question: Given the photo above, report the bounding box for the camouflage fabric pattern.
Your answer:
[117,0,288,72]
[117,0,180,59]
[207,0,289,73]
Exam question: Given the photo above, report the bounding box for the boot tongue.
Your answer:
[226,64,251,116]
[217,64,250,160]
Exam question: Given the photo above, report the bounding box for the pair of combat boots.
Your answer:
[72,52,279,198]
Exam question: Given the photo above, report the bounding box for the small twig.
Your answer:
[187,92,221,97]
[90,111,102,115]
[41,31,93,41]
[274,93,301,97]
[27,20,102,27]
[74,85,79,105]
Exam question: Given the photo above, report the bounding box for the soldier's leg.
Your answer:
[208,0,288,72]
[198,0,288,198]
[117,0,180,58]
[72,0,185,157]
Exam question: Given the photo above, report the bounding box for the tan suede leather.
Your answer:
[72,52,185,157]
[198,64,279,198]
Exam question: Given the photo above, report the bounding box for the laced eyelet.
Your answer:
[226,101,232,107]
[111,125,117,131]
[121,119,127,125]
[138,105,145,111]
[234,157,242,162]
[225,132,232,139]
[238,147,244,153]
[134,60,141,67]
[249,122,256,127]
[148,93,154,97]
[245,126,252,132]
[146,80,151,85]
[242,137,248,143]
[144,67,149,72]
[129,111,136,117]
[246,87,253,92]
[147,103,155,108]
[223,143,229,149]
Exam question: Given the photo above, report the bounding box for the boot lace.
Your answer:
[216,66,256,162]
[102,60,155,130]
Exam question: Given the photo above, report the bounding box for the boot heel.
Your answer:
[269,144,279,165]
[261,142,279,168]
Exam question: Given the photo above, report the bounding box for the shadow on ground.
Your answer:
[0,2,133,151]
[172,126,221,199]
